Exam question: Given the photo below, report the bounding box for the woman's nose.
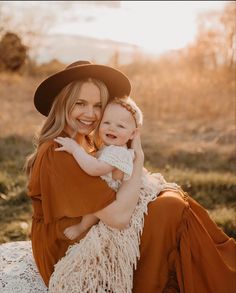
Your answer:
[85,106,95,118]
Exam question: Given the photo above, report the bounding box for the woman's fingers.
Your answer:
[131,130,144,163]
[131,131,142,150]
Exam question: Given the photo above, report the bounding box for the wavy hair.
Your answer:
[25,78,109,175]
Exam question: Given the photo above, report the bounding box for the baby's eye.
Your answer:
[103,121,110,125]
[118,124,125,129]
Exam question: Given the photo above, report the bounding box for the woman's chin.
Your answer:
[77,126,96,135]
[66,122,97,136]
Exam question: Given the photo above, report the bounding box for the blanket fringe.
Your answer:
[49,173,180,293]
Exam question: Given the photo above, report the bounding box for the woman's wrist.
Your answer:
[133,156,144,171]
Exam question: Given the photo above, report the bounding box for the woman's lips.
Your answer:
[77,120,95,127]
[79,120,94,125]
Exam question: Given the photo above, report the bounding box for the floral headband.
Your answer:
[112,97,138,127]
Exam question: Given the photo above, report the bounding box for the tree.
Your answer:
[185,2,236,71]
[0,2,56,61]
[0,32,28,71]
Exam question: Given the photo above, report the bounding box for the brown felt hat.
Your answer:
[34,60,131,116]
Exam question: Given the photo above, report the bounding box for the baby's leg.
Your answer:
[80,214,99,231]
[64,214,99,240]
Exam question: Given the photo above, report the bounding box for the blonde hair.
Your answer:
[25,78,109,175]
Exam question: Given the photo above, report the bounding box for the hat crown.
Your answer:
[34,60,131,116]
[66,60,92,69]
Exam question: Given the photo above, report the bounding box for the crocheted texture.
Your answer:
[98,145,134,184]
[0,173,180,293]
[49,172,180,293]
[0,241,48,293]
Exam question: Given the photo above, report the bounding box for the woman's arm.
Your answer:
[54,137,114,176]
[54,132,144,230]
[94,131,144,229]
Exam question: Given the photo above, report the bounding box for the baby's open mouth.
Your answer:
[106,134,117,139]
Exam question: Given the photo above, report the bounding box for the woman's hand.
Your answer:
[131,128,144,165]
[54,137,80,155]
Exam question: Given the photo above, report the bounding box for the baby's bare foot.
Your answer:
[64,225,81,240]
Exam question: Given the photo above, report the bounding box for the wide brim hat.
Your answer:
[34,60,131,116]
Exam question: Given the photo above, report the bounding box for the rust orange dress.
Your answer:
[28,139,236,293]
[28,139,116,286]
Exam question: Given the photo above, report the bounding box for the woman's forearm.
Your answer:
[115,160,143,217]
[94,159,143,229]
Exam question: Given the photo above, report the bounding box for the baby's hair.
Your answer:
[110,96,143,127]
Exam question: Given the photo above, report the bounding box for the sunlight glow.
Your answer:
[49,1,228,54]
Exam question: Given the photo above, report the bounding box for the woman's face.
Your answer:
[99,103,136,147]
[67,82,102,136]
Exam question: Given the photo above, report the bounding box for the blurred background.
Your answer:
[0,1,235,242]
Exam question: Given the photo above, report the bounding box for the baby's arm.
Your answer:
[64,214,99,240]
[54,137,114,176]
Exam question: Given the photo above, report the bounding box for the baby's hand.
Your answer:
[64,224,82,240]
[54,137,79,155]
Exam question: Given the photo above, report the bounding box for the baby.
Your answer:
[54,96,143,240]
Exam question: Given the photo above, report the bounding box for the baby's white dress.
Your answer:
[97,145,135,190]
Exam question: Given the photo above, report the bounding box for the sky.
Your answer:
[1,1,230,59]
[46,1,228,54]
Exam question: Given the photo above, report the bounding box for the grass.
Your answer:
[0,62,235,242]
[0,191,32,243]
[0,135,33,243]
[0,134,235,243]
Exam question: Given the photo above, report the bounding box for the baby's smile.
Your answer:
[106,133,117,139]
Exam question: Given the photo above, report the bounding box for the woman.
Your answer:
[27,60,145,287]
[0,60,235,293]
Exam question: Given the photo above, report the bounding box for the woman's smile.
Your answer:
[67,82,102,136]
[77,119,95,126]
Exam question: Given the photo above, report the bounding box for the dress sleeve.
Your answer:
[28,141,116,223]
[98,145,134,180]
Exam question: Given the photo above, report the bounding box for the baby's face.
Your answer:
[99,103,136,146]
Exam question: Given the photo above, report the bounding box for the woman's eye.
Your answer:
[76,102,85,107]
[95,104,102,108]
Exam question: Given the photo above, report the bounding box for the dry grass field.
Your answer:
[0,60,235,243]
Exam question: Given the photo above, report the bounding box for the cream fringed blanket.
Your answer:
[49,172,180,293]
